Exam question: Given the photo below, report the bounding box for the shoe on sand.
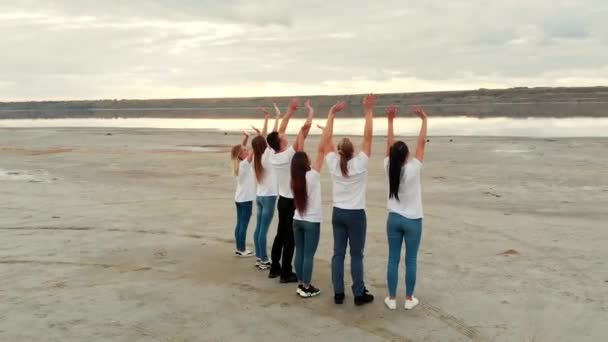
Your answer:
[405,297,419,310]
[235,250,254,257]
[384,297,397,310]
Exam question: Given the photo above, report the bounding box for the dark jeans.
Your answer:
[234,201,253,252]
[387,212,422,297]
[331,207,367,296]
[293,220,321,284]
[270,196,295,277]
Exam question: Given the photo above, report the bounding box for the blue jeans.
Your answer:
[293,220,320,284]
[331,207,367,296]
[234,201,252,252]
[386,212,422,297]
[254,196,277,261]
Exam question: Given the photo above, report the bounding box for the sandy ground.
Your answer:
[0,127,607,342]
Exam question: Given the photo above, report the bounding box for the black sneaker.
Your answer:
[279,273,298,284]
[334,293,345,305]
[268,269,280,279]
[354,288,374,306]
[299,285,321,298]
[296,284,305,295]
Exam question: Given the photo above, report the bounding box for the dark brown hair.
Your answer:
[389,141,409,201]
[291,152,311,213]
[337,138,354,177]
[251,136,267,183]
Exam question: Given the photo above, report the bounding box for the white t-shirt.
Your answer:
[234,160,256,203]
[269,146,296,199]
[326,151,369,210]
[256,148,278,197]
[294,170,323,223]
[384,157,423,219]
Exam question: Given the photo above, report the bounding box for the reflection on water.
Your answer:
[1,117,608,137]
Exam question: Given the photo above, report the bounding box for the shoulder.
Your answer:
[356,151,369,165]
[307,169,320,181]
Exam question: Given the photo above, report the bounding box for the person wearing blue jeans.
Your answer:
[325,94,376,306]
[251,111,279,269]
[387,213,422,298]
[293,220,320,289]
[383,104,428,310]
[231,134,256,257]
[253,196,277,266]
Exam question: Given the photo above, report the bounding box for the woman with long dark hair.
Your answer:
[230,131,255,257]
[250,107,278,270]
[325,94,375,306]
[290,100,334,298]
[383,105,428,310]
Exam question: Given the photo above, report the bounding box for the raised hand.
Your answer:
[250,125,261,135]
[363,93,377,111]
[316,124,325,130]
[330,101,346,114]
[386,104,398,120]
[305,99,314,115]
[258,106,269,118]
[242,130,250,137]
[288,98,300,113]
[412,106,428,120]
[272,102,281,117]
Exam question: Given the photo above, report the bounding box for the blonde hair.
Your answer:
[231,145,242,176]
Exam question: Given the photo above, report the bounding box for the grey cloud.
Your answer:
[1,0,607,100]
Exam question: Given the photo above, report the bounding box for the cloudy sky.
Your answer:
[1,0,607,101]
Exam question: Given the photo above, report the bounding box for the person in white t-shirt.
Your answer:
[290,100,329,298]
[325,94,376,306]
[250,107,278,270]
[230,131,256,257]
[265,99,311,283]
[383,105,428,311]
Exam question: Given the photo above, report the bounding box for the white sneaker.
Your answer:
[257,260,271,270]
[235,250,254,257]
[384,297,397,310]
[405,297,419,310]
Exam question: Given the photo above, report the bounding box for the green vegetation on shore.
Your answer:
[1,87,607,119]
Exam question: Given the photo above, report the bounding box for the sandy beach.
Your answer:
[1,127,607,342]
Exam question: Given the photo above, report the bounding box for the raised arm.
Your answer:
[278,98,299,135]
[322,101,345,153]
[412,106,428,162]
[241,130,250,147]
[272,102,281,133]
[294,100,314,152]
[313,126,327,172]
[313,101,345,171]
[362,93,376,156]
[386,105,398,157]
[259,106,270,136]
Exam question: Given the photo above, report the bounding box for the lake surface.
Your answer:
[1,117,608,137]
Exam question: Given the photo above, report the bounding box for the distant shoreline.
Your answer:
[2,86,608,118]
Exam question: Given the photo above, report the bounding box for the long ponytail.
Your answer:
[251,136,266,183]
[337,138,354,177]
[291,152,311,213]
[389,141,409,201]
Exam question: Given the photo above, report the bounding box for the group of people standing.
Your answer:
[230,94,428,310]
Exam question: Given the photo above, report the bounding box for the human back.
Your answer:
[326,149,369,209]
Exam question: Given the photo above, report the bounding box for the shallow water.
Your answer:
[1,117,608,137]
